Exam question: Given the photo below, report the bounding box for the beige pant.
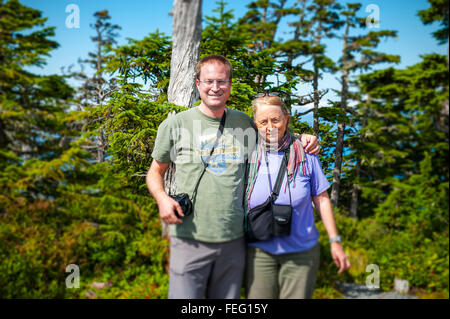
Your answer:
[245,243,320,299]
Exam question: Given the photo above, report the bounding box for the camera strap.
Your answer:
[191,109,227,201]
[264,149,292,205]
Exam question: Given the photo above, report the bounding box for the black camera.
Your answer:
[170,193,193,219]
[272,203,292,237]
[246,199,292,242]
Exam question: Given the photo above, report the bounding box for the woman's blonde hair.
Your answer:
[252,95,289,117]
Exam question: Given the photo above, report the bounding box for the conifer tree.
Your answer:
[201,0,269,112]
[77,10,120,163]
[302,0,343,137]
[0,0,74,161]
[238,0,301,100]
[418,0,449,136]
[330,3,399,208]
[101,31,178,186]
[356,53,448,216]
[418,0,449,45]
[0,0,93,297]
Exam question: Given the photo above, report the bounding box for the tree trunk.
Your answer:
[331,20,350,208]
[286,0,307,70]
[0,119,9,149]
[167,0,202,107]
[350,96,370,218]
[349,158,360,219]
[95,27,105,163]
[331,69,348,207]
[163,0,202,238]
[312,59,320,137]
[331,121,345,207]
[97,132,105,163]
[312,23,322,138]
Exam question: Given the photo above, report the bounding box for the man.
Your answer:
[146,55,319,299]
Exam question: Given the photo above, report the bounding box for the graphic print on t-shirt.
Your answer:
[196,132,243,175]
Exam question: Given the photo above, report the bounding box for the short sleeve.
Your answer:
[151,117,175,163]
[307,154,331,197]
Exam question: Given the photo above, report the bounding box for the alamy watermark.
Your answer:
[365,264,380,289]
[66,264,80,288]
[64,4,379,30]
[65,4,80,29]
[366,4,380,28]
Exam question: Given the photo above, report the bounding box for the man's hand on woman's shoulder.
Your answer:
[297,133,320,156]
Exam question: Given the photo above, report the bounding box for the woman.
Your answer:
[245,94,350,299]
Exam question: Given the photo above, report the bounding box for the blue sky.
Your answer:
[22,0,446,72]
[22,0,447,116]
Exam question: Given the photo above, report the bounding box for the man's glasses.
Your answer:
[199,79,230,88]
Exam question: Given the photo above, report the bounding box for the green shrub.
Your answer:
[314,209,449,297]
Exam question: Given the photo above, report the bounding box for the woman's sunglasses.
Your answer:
[253,92,281,98]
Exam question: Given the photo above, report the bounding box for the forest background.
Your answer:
[0,0,448,299]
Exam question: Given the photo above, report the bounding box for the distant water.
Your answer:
[296,112,314,127]
[292,108,354,167]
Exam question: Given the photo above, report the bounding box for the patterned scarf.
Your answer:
[245,131,308,214]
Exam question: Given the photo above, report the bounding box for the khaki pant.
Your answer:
[245,243,320,299]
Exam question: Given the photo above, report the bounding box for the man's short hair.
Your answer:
[196,55,233,80]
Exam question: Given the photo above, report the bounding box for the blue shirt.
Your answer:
[248,151,330,254]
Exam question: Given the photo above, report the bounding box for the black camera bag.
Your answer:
[246,149,292,241]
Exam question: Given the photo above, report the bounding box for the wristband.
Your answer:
[329,235,342,243]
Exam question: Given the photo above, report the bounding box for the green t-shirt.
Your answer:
[151,106,256,243]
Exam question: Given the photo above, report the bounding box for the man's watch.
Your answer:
[329,235,342,243]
